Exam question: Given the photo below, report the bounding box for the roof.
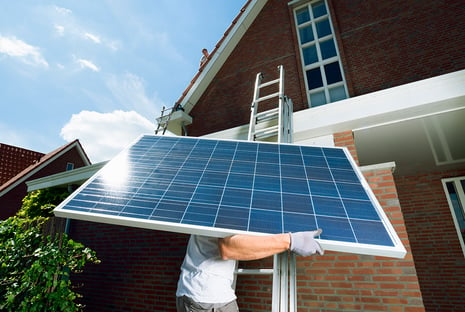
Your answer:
[0,140,91,196]
[175,0,264,113]
[0,143,44,185]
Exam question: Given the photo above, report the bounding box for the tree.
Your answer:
[0,188,100,311]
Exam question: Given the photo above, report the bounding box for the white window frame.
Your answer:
[292,0,349,107]
[66,162,74,171]
[442,176,465,257]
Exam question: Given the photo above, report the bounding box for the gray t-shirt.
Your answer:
[176,235,237,304]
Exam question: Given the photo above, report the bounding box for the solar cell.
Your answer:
[54,134,406,258]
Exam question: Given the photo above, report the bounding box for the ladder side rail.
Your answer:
[277,65,285,143]
[281,252,289,312]
[247,72,264,141]
[272,253,281,312]
[282,96,293,144]
[287,98,294,144]
[289,253,297,312]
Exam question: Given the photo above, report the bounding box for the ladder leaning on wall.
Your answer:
[236,65,297,312]
[155,105,174,135]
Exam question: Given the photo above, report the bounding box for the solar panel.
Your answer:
[54,135,406,258]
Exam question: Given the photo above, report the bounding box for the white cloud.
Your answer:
[83,32,101,44]
[49,5,119,51]
[54,24,65,36]
[54,6,72,16]
[76,58,100,72]
[0,35,48,68]
[107,40,122,51]
[60,110,155,163]
[106,73,165,120]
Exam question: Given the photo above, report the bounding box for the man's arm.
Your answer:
[218,233,290,261]
[218,230,324,261]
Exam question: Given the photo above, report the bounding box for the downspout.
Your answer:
[181,121,188,136]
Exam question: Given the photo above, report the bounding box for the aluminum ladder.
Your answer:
[155,105,173,135]
[247,65,293,144]
[237,65,297,312]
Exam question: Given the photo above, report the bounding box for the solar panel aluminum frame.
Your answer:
[53,135,406,259]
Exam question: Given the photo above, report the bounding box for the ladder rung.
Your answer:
[259,78,280,88]
[256,108,279,123]
[257,92,280,103]
[235,268,274,275]
[254,125,279,139]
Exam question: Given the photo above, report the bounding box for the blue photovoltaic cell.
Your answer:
[54,134,405,257]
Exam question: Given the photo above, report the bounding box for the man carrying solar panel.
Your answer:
[176,229,323,311]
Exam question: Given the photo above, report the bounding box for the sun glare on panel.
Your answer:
[100,153,130,189]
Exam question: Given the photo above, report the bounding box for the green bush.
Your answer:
[0,189,100,311]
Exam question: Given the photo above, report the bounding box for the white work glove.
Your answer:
[289,229,324,256]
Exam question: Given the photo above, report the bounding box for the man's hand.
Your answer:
[289,229,324,256]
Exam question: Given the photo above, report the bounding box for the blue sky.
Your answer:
[0,1,245,162]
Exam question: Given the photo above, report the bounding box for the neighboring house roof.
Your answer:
[0,143,44,185]
[175,0,261,113]
[0,140,91,197]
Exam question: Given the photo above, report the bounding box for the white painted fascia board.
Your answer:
[181,0,268,114]
[26,161,108,192]
[293,69,465,140]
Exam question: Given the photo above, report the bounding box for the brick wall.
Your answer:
[69,221,187,312]
[330,0,465,96]
[395,169,465,311]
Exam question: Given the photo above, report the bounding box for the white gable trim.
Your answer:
[180,0,268,114]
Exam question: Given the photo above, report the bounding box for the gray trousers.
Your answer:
[176,296,239,312]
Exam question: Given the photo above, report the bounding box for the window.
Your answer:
[293,0,348,107]
[442,176,465,256]
[66,162,74,171]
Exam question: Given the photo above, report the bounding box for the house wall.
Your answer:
[69,221,186,312]
[330,0,465,96]
[0,147,88,219]
[186,0,465,137]
[395,168,465,312]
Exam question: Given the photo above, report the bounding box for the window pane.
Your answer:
[306,68,323,90]
[320,38,337,59]
[316,18,331,38]
[329,85,347,102]
[299,25,314,44]
[302,45,318,65]
[447,181,465,235]
[296,7,310,25]
[310,91,327,107]
[312,0,327,18]
[324,62,343,84]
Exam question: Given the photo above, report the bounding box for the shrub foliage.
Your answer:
[0,188,99,311]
